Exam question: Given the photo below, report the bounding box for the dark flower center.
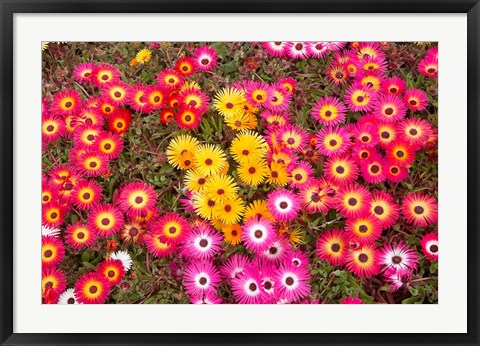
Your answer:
[264,281,272,290]
[249,282,257,291]
[217,189,224,195]
[294,173,303,181]
[201,58,209,65]
[67,298,75,304]
[198,178,205,185]
[348,198,357,206]
[207,200,215,207]
[370,165,380,174]
[392,255,402,264]
[101,218,110,226]
[184,115,192,122]
[89,285,98,294]
[114,91,122,98]
[374,206,384,215]
[44,250,53,258]
[224,205,232,212]
[429,244,438,253]
[271,171,279,178]
[287,138,295,145]
[324,110,332,117]
[64,101,73,108]
[295,43,303,50]
[311,193,320,202]
[104,143,112,150]
[389,87,397,93]
[101,74,109,81]
[225,102,233,109]
[199,277,207,285]
[336,166,345,174]
[199,239,208,248]
[286,277,294,286]
[108,270,115,278]
[396,150,405,158]
[135,196,143,204]
[331,243,340,252]
[77,232,85,239]
[269,246,278,255]
[205,158,213,165]
[329,139,337,147]
[391,167,399,174]
[89,161,97,168]
[409,128,418,136]
[414,206,424,214]
[356,96,365,103]
[361,152,368,159]
[248,167,256,174]
[279,201,288,209]
[359,225,368,233]
[116,122,123,128]
[46,125,55,132]
[381,131,390,139]
[129,227,138,237]
[384,107,394,115]
[153,96,161,102]
[358,254,369,263]
[168,226,177,234]
[409,99,417,106]
[254,230,263,239]
[87,134,95,141]
[361,135,369,142]
[50,212,58,219]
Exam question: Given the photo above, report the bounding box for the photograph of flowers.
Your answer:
[41,41,438,305]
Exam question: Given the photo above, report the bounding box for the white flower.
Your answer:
[110,250,132,271]
[57,288,81,305]
[42,225,61,238]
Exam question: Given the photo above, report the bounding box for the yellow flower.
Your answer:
[237,156,268,186]
[212,196,245,225]
[213,87,246,118]
[194,144,227,176]
[135,48,152,64]
[203,174,238,202]
[230,130,269,164]
[243,199,275,222]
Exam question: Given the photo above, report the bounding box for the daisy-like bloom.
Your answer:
[243,199,274,222]
[41,235,65,268]
[232,265,267,304]
[42,201,65,228]
[335,184,372,218]
[279,124,308,153]
[242,216,276,253]
[107,108,132,136]
[194,144,227,176]
[144,230,175,258]
[299,180,332,213]
[262,42,288,57]
[92,63,120,88]
[65,222,96,250]
[94,131,123,160]
[41,183,57,205]
[159,108,175,125]
[316,126,350,157]
[222,223,243,245]
[421,232,439,261]
[382,76,406,96]
[360,155,387,184]
[73,124,102,150]
[237,156,268,186]
[135,48,152,64]
[261,111,291,129]
[277,77,296,95]
[288,161,314,189]
[41,225,61,238]
[225,111,258,131]
[175,56,196,76]
[152,212,190,246]
[385,140,416,168]
[373,94,407,122]
[87,203,124,237]
[180,224,223,259]
[324,155,359,186]
[275,263,311,303]
[144,84,166,112]
[95,98,116,118]
[354,124,379,148]
[203,174,238,202]
[42,113,65,144]
[73,62,95,84]
[74,272,111,304]
[220,254,251,280]
[418,56,438,78]
[190,291,222,304]
[109,250,133,271]
[127,83,149,113]
[305,41,330,58]
[356,42,385,60]
[245,81,273,107]
[50,89,82,117]
[327,64,348,86]
[369,190,400,229]
[57,288,81,305]
[193,45,218,72]
[42,267,67,304]
[311,96,347,127]
[403,88,429,111]
[345,244,381,278]
[378,241,419,272]
[213,87,246,118]
[384,266,412,292]
[74,151,109,177]
[402,192,438,227]
[178,87,209,114]
[166,134,199,170]
[385,160,409,183]
[398,117,433,149]
[183,260,221,296]
[156,68,184,90]
[377,121,398,148]
[262,237,292,264]
[356,55,387,76]
[70,179,102,210]
[268,148,297,168]
[316,228,350,266]
[120,222,146,244]
[184,169,208,193]
[212,196,245,225]
[97,258,125,286]
[344,83,377,112]
[284,41,308,59]
[267,188,301,222]
[265,84,292,112]
[345,214,382,245]
[230,130,268,164]
[116,181,157,218]
[359,74,383,92]
[341,296,363,304]
[192,193,217,220]
[266,161,290,187]
[102,83,129,106]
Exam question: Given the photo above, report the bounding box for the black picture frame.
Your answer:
[1,1,479,345]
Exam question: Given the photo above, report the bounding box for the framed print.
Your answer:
[1,1,479,346]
